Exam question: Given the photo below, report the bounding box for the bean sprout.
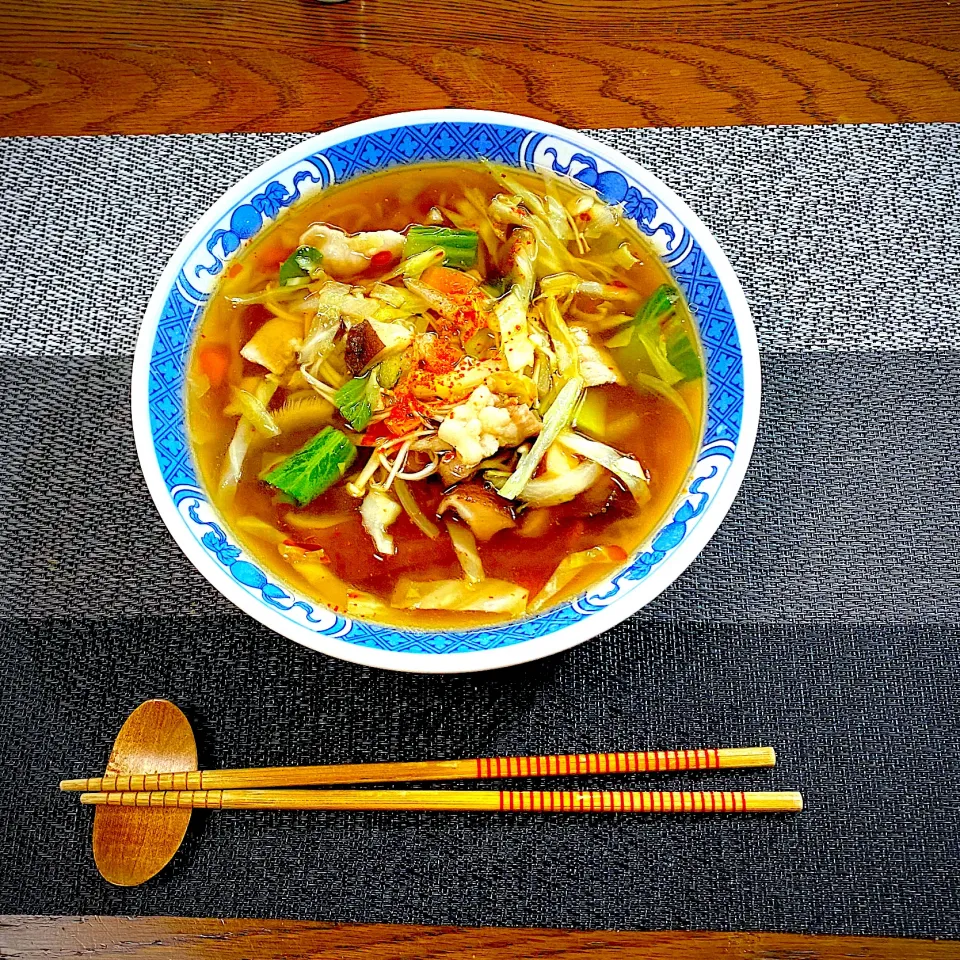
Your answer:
[398,453,440,481]
[380,440,412,490]
[346,448,383,498]
[377,439,441,488]
[381,428,432,452]
[299,364,339,404]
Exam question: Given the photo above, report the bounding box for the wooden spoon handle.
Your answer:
[80,788,803,814]
[63,747,775,792]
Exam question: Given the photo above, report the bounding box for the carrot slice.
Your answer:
[420,265,480,299]
[359,420,394,445]
[198,345,231,388]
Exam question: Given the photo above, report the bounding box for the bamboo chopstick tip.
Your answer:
[744,746,777,767]
[60,778,87,792]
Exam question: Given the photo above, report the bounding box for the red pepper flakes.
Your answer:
[370,249,395,269]
[385,394,426,435]
[419,336,463,374]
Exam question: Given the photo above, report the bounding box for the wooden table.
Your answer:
[0,918,959,959]
[1,0,958,134]
[2,0,958,955]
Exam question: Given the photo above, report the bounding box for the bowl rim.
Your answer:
[132,108,760,674]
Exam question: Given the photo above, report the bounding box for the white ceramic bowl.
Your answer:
[132,109,760,673]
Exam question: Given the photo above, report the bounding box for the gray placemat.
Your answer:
[0,123,958,937]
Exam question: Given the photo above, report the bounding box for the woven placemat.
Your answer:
[0,124,958,937]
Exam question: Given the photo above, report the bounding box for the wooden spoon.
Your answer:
[92,699,197,886]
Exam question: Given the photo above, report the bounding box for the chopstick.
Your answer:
[61,746,776,793]
[79,788,803,814]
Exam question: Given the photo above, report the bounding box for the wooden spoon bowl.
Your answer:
[92,699,197,886]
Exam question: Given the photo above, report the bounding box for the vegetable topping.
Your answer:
[195,162,705,624]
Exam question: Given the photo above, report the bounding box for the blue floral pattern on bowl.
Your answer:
[140,113,753,665]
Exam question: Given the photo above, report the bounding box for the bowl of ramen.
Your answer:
[133,109,759,673]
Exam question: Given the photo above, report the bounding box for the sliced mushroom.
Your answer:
[411,434,454,454]
[345,320,386,376]
[438,483,516,541]
[438,452,480,487]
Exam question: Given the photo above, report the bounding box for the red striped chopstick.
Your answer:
[79,787,803,814]
[61,747,775,793]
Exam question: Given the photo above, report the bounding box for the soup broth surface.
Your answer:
[188,162,705,628]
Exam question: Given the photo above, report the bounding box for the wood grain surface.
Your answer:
[0,917,958,959]
[1,0,959,135]
[91,700,197,887]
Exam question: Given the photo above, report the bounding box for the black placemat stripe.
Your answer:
[1,615,956,935]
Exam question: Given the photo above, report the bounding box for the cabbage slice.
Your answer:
[346,591,390,619]
[284,512,352,531]
[380,246,445,282]
[391,577,527,617]
[224,385,280,438]
[403,277,460,321]
[369,282,429,319]
[540,296,580,381]
[528,545,627,613]
[519,460,602,508]
[220,377,279,491]
[557,430,650,506]
[235,515,286,545]
[635,373,696,434]
[498,376,584,501]
[445,520,485,584]
[360,487,402,555]
[278,543,349,612]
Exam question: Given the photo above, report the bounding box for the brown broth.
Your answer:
[187,162,705,628]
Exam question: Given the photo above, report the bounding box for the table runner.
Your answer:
[0,124,957,937]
